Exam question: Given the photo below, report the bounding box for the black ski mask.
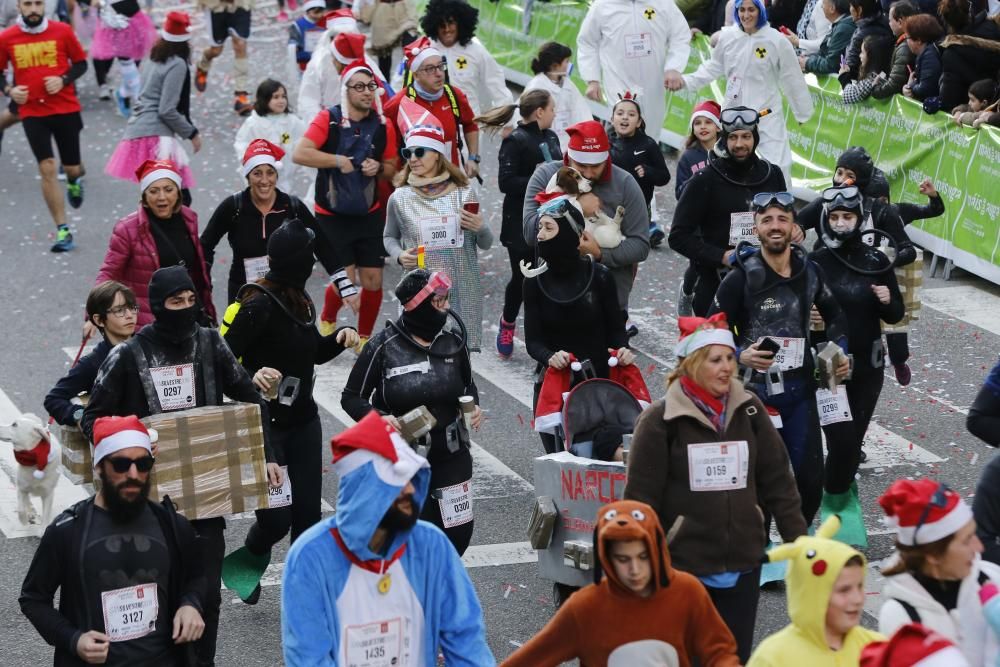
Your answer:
[148,265,199,343]
[537,203,585,275]
[395,269,449,341]
[265,218,315,290]
[834,146,874,190]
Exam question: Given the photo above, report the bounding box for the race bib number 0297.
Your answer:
[149,363,195,411]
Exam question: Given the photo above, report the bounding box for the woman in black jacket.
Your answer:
[222,219,358,603]
[937,0,1000,110]
[475,89,561,358]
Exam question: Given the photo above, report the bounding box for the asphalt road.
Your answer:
[2,3,1000,664]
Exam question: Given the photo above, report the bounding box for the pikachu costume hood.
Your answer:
[747,517,884,667]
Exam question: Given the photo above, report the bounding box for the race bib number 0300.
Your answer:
[687,441,749,491]
[437,480,473,529]
[149,363,195,411]
[418,215,463,250]
[729,211,759,247]
[102,583,158,642]
[344,618,404,667]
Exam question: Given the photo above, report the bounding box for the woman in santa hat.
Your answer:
[104,12,201,206]
[878,478,1000,665]
[625,313,807,662]
[383,97,492,351]
[93,159,215,330]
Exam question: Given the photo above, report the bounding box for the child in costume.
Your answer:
[747,516,885,666]
[501,499,740,667]
[233,79,307,195]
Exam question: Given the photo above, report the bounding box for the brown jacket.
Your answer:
[625,378,807,576]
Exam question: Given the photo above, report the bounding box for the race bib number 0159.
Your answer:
[687,441,749,491]
[149,363,195,411]
[102,583,158,642]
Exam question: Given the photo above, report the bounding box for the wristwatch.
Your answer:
[468,153,481,163]
[72,407,84,424]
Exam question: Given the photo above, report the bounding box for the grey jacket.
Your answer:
[124,56,197,141]
[870,39,913,99]
[522,160,650,308]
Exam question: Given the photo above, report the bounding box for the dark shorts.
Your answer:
[22,111,83,164]
[208,7,251,44]
[315,211,386,269]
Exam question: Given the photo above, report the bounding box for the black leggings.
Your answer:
[245,416,324,554]
[190,517,226,667]
[422,444,474,555]
[886,331,909,366]
[823,369,884,494]
[705,566,762,663]
[681,262,698,294]
[93,57,137,86]
[692,270,722,317]
[502,242,534,323]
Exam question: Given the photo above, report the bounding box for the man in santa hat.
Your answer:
[20,415,206,666]
[383,36,480,178]
[298,15,390,121]
[294,60,399,348]
[281,411,493,665]
[522,119,650,321]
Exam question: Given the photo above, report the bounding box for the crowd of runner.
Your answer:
[3,0,1000,662]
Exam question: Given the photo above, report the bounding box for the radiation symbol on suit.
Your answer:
[754,46,767,59]
[280,132,291,144]
[643,7,656,19]
[456,56,468,70]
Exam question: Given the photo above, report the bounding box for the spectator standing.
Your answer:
[799,0,856,73]
[938,0,1000,110]
[233,79,308,196]
[901,14,943,101]
[844,0,892,79]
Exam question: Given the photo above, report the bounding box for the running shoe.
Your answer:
[276,9,289,20]
[195,67,209,92]
[893,362,912,386]
[114,90,131,118]
[66,178,84,209]
[676,284,694,318]
[496,317,516,358]
[859,449,868,464]
[234,91,253,116]
[98,83,112,100]
[50,226,75,252]
[649,223,665,248]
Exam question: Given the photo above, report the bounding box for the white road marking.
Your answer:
[0,387,88,539]
[248,540,539,590]
[922,285,1000,336]
[859,424,945,469]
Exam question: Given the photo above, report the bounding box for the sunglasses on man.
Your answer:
[105,455,155,474]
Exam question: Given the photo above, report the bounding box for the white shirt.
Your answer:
[233,111,308,195]
[518,73,593,150]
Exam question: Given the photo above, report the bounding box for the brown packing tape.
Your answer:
[176,414,199,518]
[223,408,245,514]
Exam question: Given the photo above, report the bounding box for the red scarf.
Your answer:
[680,376,727,433]
[13,438,51,474]
[330,527,407,573]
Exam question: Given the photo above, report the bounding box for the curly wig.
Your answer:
[420,0,478,46]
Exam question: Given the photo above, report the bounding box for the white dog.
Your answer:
[0,413,61,527]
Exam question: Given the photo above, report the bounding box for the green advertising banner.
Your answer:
[460,0,1000,283]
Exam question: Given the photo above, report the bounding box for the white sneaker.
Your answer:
[99,84,112,100]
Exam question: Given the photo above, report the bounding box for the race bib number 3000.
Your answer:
[344,618,403,667]
[729,211,759,247]
[149,363,195,411]
[437,480,473,528]
[688,441,749,491]
[102,583,158,642]
[418,214,463,250]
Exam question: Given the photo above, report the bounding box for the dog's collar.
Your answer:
[13,437,51,472]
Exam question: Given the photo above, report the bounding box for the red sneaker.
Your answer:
[194,67,208,93]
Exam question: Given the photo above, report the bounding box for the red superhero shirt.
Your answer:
[0,20,86,118]
[382,85,477,166]
[303,107,400,217]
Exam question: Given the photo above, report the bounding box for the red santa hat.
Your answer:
[398,96,446,154]
[161,11,192,42]
[331,411,428,486]
[241,138,285,177]
[533,355,579,436]
[674,313,736,358]
[565,120,610,165]
[92,415,155,466]
[403,36,442,73]
[878,479,973,546]
[11,423,52,480]
[860,623,969,667]
[324,8,357,34]
[608,351,652,406]
[691,100,722,130]
[302,0,326,11]
[331,31,366,65]
[135,159,182,193]
[341,59,384,122]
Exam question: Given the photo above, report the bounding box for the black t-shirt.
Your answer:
[84,504,173,665]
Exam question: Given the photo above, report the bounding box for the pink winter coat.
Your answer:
[95,205,217,329]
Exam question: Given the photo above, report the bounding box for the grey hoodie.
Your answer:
[124,56,197,141]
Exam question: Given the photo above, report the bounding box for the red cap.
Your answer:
[691,100,722,129]
[93,415,154,465]
[331,31,367,65]
[860,623,969,667]
[403,36,442,71]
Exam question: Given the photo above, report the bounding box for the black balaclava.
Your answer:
[148,265,199,343]
[537,206,585,275]
[834,146,874,190]
[820,189,866,249]
[265,218,315,290]
[395,269,448,341]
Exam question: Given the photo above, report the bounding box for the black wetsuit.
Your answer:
[341,316,478,555]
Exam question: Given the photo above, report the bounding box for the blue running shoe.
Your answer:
[114,90,131,118]
[66,178,84,209]
[50,225,75,252]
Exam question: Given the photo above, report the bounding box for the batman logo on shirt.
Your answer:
[755,47,767,59]
[456,56,468,70]
[643,7,656,19]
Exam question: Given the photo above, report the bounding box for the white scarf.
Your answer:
[16,15,49,34]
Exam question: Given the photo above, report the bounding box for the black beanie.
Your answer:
[835,147,874,190]
[148,265,196,316]
[265,218,315,289]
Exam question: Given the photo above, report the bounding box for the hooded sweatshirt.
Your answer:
[502,499,740,667]
[747,517,885,666]
[281,412,493,666]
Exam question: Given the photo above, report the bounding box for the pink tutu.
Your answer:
[105,135,196,188]
[90,10,157,61]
